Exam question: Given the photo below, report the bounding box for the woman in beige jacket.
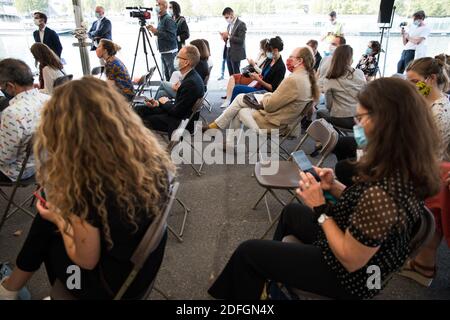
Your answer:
[206,47,319,144]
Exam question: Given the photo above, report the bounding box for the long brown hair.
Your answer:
[190,39,210,60]
[30,43,63,70]
[356,78,441,198]
[34,77,176,249]
[326,45,354,80]
[298,47,320,102]
[407,56,450,92]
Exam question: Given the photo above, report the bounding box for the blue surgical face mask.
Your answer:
[266,52,274,60]
[95,12,102,19]
[174,57,180,71]
[168,9,173,17]
[413,20,420,26]
[155,5,161,14]
[353,124,368,148]
[366,47,373,55]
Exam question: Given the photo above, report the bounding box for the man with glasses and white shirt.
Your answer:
[0,59,49,182]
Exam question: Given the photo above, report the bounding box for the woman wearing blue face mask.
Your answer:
[209,78,441,300]
[220,37,286,109]
[356,41,381,81]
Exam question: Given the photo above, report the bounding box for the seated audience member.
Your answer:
[30,43,65,95]
[399,55,450,286]
[0,77,175,300]
[135,45,205,137]
[220,38,268,101]
[318,36,346,89]
[208,78,441,300]
[317,45,367,129]
[307,39,322,71]
[220,37,286,109]
[156,39,210,100]
[0,59,49,182]
[206,47,319,147]
[356,41,381,80]
[201,39,214,69]
[96,39,134,102]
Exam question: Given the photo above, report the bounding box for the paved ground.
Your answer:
[0,90,449,300]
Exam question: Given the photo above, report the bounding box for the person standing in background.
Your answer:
[220,7,247,76]
[33,12,63,58]
[322,11,344,45]
[307,39,322,72]
[169,1,190,51]
[87,6,112,51]
[147,0,178,81]
[397,10,431,74]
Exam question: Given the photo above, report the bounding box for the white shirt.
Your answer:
[40,66,65,95]
[405,24,431,53]
[95,17,104,31]
[0,89,49,181]
[226,17,237,48]
[39,26,46,43]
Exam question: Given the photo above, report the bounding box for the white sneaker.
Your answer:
[0,277,19,300]
[220,100,230,109]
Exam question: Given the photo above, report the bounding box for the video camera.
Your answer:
[399,22,408,28]
[126,6,153,21]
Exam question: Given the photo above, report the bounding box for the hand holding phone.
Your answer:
[291,151,321,182]
[33,188,48,209]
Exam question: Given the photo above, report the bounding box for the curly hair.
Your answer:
[34,77,176,249]
[30,43,63,70]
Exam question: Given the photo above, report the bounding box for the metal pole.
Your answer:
[72,0,91,76]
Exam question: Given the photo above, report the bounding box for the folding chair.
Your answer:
[131,67,157,107]
[91,66,105,77]
[253,119,339,239]
[202,65,214,113]
[50,182,180,300]
[283,206,436,300]
[0,140,37,232]
[53,74,73,89]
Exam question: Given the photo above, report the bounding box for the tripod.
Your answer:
[131,19,163,80]
[377,6,396,77]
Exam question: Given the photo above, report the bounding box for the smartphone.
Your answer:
[291,150,321,182]
[33,188,48,209]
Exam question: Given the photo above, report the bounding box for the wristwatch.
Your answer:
[313,204,331,225]
[318,214,331,225]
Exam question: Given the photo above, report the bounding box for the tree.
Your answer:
[15,0,49,14]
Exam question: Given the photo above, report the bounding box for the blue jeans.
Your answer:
[161,52,177,81]
[230,85,262,104]
[155,81,176,99]
[397,49,415,74]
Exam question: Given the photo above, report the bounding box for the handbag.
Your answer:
[243,93,264,110]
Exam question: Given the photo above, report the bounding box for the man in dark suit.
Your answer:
[87,6,112,51]
[134,46,205,137]
[220,7,247,76]
[33,12,63,58]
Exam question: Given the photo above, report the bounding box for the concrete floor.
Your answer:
[0,90,449,300]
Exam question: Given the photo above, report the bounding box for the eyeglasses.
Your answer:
[177,56,188,61]
[354,112,371,124]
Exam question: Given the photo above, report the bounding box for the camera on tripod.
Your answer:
[126,6,153,22]
[399,22,408,28]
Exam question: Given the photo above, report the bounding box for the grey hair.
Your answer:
[184,45,200,68]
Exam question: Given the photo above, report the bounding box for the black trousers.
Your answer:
[397,49,416,74]
[226,50,241,76]
[332,137,358,187]
[16,214,167,300]
[208,204,355,300]
[316,109,355,129]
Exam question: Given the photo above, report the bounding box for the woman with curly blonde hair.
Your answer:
[0,77,175,300]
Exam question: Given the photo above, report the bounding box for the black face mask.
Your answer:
[1,88,14,101]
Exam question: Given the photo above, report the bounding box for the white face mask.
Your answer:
[329,45,337,54]
[34,19,41,26]
[226,17,233,24]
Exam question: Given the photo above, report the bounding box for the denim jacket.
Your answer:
[157,13,178,53]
